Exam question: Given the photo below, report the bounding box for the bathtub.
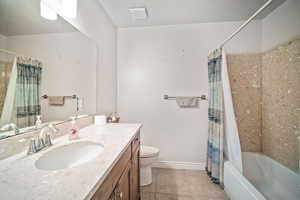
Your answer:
[224,152,300,200]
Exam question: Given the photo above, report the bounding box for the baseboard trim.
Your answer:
[152,161,205,170]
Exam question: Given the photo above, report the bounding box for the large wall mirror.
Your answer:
[0,0,97,139]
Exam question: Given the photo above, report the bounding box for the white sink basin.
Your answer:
[35,141,104,170]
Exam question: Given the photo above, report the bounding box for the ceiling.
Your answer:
[98,0,286,27]
[0,0,76,36]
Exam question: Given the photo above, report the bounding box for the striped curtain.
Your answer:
[15,57,42,128]
[206,48,224,186]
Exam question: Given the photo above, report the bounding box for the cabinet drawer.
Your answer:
[131,132,140,154]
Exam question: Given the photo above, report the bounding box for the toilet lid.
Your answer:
[140,146,159,158]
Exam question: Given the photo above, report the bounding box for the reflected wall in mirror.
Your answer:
[0,0,97,139]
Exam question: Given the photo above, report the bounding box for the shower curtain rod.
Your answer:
[219,0,273,48]
[0,49,17,55]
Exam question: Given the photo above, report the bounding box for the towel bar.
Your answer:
[163,95,207,100]
[41,95,77,99]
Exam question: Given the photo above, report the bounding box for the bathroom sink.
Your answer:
[35,141,104,170]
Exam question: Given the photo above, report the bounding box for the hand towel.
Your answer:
[48,96,65,105]
[176,97,199,108]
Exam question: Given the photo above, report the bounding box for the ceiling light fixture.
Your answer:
[40,0,58,20]
[61,0,78,19]
[40,0,77,21]
[128,7,148,20]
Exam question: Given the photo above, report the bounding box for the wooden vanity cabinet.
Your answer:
[116,163,131,200]
[131,141,140,200]
[92,132,140,200]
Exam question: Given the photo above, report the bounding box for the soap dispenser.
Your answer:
[35,115,42,129]
[69,117,80,140]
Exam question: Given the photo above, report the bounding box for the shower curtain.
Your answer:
[206,48,225,185]
[221,48,242,174]
[15,57,42,128]
[206,48,242,186]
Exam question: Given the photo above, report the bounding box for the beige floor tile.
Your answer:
[155,193,228,200]
[155,193,193,200]
[155,169,192,195]
[141,192,156,200]
[190,180,227,198]
[140,168,228,200]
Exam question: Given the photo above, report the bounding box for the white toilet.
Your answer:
[140,145,159,186]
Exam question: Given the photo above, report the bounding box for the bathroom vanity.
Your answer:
[92,128,141,200]
[0,123,141,200]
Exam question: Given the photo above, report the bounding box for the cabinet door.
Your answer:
[91,147,132,200]
[93,188,116,200]
[131,148,140,200]
[116,164,131,200]
[108,191,116,200]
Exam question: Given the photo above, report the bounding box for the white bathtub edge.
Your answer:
[224,161,266,200]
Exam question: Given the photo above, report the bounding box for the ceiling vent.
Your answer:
[128,7,148,20]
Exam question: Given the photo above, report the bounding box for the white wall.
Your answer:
[0,34,8,61]
[117,21,261,164]
[262,0,300,51]
[62,0,117,115]
[0,34,7,49]
[7,32,97,122]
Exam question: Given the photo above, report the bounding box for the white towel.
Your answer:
[48,96,65,105]
[175,97,199,108]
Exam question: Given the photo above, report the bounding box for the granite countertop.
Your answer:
[0,123,142,200]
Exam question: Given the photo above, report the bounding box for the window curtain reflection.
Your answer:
[15,57,42,128]
[0,61,13,116]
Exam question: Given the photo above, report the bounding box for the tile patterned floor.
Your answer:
[141,168,228,200]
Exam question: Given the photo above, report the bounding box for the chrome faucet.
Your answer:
[27,124,58,155]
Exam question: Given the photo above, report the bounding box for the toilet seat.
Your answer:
[140,146,159,158]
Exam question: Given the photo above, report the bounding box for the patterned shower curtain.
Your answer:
[15,57,42,128]
[206,48,224,186]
